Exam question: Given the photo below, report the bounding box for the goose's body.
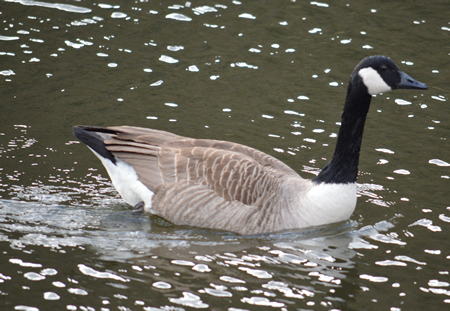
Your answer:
[74,56,427,235]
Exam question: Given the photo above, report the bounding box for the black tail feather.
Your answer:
[73,126,116,164]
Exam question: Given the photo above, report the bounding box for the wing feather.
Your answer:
[98,126,301,210]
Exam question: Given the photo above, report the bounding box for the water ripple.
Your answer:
[241,296,285,307]
[78,264,129,282]
[23,272,45,281]
[166,13,192,22]
[169,292,209,308]
[6,0,91,13]
[44,291,60,300]
[152,281,171,289]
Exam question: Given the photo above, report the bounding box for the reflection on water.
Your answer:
[1,198,361,309]
[1,0,449,310]
[1,194,448,309]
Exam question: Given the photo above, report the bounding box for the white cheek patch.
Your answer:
[358,67,392,95]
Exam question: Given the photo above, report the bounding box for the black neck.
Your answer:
[313,77,372,184]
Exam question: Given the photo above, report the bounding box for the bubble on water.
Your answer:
[10,259,42,268]
[52,281,66,288]
[24,272,45,281]
[171,260,195,266]
[219,275,245,283]
[187,65,199,72]
[395,99,412,105]
[159,55,179,64]
[44,291,60,300]
[67,288,88,295]
[41,268,58,276]
[429,159,450,167]
[166,13,192,22]
[360,274,388,282]
[152,281,172,289]
[78,264,129,282]
[241,296,285,307]
[239,267,272,279]
[202,287,232,297]
[111,12,127,18]
[393,169,410,175]
[239,13,256,19]
[192,264,211,272]
[169,292,209,308]
[375,260,407,266]
[13,306,39,311]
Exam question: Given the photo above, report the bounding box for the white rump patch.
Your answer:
[88,147,154,210]
[358,67,392,95]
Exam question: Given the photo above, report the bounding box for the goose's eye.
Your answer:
[380,65,388,72]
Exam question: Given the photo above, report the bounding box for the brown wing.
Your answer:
[103,126,299,203]
[86,126,305,233]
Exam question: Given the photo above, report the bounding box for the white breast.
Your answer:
[295,182,357,227]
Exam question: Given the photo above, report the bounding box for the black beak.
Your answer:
[396,71,428,90]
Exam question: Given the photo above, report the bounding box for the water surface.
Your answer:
[1,1,449,310]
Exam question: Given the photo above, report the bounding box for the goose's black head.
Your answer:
[314,56,428,185]
[353,55,428,95]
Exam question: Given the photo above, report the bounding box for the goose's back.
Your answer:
[104,126,299,189]
[98,126,309,234]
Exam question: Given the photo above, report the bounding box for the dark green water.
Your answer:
[1,0,449,310]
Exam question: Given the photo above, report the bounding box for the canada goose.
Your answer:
[73,55,427,235]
